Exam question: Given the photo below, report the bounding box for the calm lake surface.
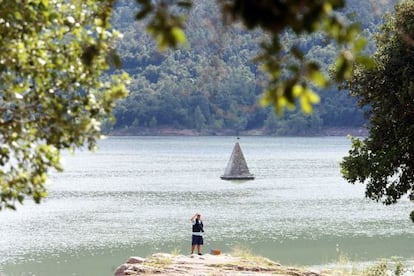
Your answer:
[0,136,413,275]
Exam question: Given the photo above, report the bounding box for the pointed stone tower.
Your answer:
[221,142,254,180]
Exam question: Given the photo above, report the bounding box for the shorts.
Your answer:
[191,235,204,245]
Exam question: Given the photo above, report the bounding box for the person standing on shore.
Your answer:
[191,213,204,255]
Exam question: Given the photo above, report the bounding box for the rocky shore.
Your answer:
[114,253,323,276]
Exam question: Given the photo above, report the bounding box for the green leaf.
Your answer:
[292,84,303,97]
[300,88,320,114]
[109,51,122,68]
[41,0,49,8]
[308,69,329,87]
[171,27,187,45]
[300,96,312,114]
[14,12,23,20]
[356,55,375,69]
[353,38,367,52]
[304,88,320,104]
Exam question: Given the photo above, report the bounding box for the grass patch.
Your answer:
[321,252,361,275]
[144,254,173,269]
[362,258,405,276]
[225,246,284,272]
[223,246,320,275]
[230,246,276,266]
[320,253,407,276]
[170,248,181,256]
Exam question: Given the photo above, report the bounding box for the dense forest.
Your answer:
[107,0,394,135]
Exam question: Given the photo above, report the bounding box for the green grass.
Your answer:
[319,253,406,276]
[144,254,173,269]
[169,248,181,256]
[228,247,407,276]
[230,246,277,267]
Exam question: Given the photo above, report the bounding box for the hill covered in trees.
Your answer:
[108,0,394,136]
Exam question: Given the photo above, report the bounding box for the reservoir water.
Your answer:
[0,136,413,275]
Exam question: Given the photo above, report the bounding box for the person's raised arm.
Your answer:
[191,213,198,222]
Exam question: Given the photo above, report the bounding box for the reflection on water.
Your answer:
[0,136,413,275]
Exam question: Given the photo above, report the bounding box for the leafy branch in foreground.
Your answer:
[0,0,129,210]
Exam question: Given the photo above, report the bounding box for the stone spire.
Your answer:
[220,142,254,180]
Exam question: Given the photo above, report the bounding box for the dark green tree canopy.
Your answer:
[134,0,370,115]
[341,0,414,222]
[112,0,384,135]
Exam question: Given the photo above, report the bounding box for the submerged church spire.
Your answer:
[221,142,254,180]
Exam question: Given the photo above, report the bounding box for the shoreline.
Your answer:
[114,252,414,276]
[114,252,323,276]
[107,127,368,137]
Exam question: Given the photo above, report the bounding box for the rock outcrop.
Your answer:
[114,253,322,276]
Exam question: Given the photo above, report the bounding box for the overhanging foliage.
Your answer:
[0,0,129,210]
[341,0,414,222]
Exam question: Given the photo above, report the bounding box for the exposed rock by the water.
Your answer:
[114,253,323,276]
[126,256,145,264]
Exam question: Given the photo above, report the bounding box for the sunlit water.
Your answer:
[0,136,413,275]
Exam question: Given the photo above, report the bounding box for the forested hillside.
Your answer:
[108,0,394,135]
